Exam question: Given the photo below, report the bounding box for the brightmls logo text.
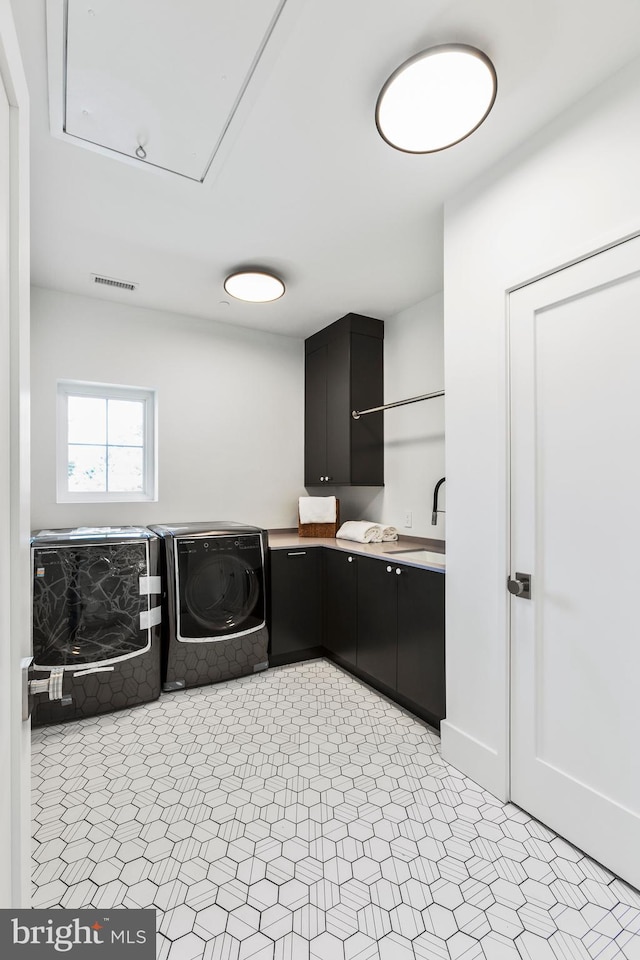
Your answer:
[12,918,105,951]
[0,910,155,958]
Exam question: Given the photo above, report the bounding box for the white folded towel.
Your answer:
[361,522,398,542]
[299,496,337,524]
[336,520,383,543]
[376,525,399,542]
[335,520,399,543]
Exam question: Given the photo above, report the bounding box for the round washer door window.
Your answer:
[184,554,259,631]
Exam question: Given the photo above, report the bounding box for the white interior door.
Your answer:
[509,235,640,889]
[0,57,14,910]
[0,1,32,907]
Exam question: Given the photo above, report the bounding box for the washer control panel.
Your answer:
[176,534,261,556]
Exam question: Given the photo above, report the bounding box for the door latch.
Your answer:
[21,657,71,721]
[507,572,532,599]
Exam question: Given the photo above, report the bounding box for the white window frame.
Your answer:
[57,380,157,503]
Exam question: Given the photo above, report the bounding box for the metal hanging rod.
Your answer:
[352,389,444,420]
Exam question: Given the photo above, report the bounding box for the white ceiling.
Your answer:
[13,0,640,337]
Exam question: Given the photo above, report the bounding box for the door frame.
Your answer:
[0,0,31,907]
[505,228,640,804]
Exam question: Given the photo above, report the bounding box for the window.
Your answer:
[57,381,157,502]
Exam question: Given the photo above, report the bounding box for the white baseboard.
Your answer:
[440,719,508,802]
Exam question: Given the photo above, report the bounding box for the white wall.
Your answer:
[337,293,445,538]
[442,57,640,798]
[31,287,443,537]
[30,287,304,530]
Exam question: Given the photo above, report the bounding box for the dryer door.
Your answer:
[175,534,265,641]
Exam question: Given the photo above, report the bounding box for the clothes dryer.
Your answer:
[30,526,162,725]
[148,522,269,690]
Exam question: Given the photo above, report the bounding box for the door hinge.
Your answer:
[21,657,71,721]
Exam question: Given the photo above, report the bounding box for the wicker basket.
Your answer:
[298,499,340,538]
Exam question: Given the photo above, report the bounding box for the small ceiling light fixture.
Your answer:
[375,43,497,154]
[224,270,285,303]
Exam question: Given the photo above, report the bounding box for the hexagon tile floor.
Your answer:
[31,660,640,960]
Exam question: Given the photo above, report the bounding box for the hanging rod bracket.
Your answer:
[352,389,444,420]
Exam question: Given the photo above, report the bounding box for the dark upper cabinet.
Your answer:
[269,548,323,664]
[304,313,384,486]
[396,565,446,726]
[356,555,397,689]
[304,347,327,485]
[324,548,357,666]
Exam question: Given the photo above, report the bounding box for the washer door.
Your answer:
[32,541,150,667]
[175,535,265,641]
[185,554,259,630]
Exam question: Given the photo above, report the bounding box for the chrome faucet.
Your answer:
[432,477,446,525]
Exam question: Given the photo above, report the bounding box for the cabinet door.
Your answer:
[325,335,351,484]
[356,555,397,689]
[349,332,384,485]
[397,566,445,724]
[324,549,357,665]
[269,549,322,660]
[304,345,327,485]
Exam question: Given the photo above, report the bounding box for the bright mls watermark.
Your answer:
[0,910,155,958]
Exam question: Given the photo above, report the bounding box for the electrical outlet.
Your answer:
[404,511,412,528]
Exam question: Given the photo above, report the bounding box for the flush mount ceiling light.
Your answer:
[223,270,285,303]
[375,43,497,154]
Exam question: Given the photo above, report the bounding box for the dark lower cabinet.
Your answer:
[396,565,446,727]
[324,549,357,666]
[356,555,398,689]
[269,546,445,729]
[269,548,323,665]
[355,557,446,728]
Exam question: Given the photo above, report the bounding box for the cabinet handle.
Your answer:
[386,565,392,573]
[287,551,307,556]
[396,568,402,575]
[347,556,353,562]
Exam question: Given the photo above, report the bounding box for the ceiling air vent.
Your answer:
[91,274,138,292]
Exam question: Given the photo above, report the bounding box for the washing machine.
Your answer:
[30,526,162,725]
[148,522,269,691]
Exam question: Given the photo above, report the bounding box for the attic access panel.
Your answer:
[62,0,287,181]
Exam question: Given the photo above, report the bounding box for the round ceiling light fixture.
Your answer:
[375,43,497,154]
[223,270,285,303]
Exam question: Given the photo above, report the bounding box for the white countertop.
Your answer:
[267,531,445,573]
